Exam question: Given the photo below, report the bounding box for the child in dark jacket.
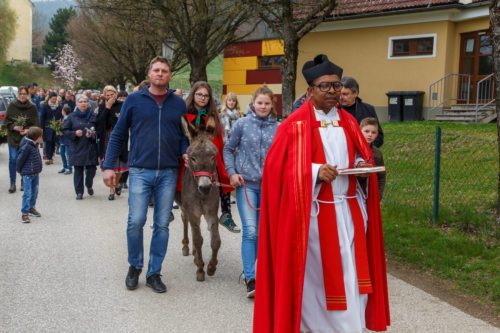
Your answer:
[16,127,43,223]
[360,117,386,200]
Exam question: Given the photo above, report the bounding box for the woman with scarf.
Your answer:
[4,86,39,193]
[62,94,99,200]
[40,92,63,165]
[181,81,239,233]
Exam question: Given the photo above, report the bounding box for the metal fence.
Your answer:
[382,125,498,235]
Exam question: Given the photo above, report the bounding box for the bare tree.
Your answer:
[70,1,184,87]
[247,1,337,116]
[491,0,500,219]
[151,0,255,84]
[77,0,256,85]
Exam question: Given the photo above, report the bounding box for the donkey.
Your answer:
[175,119,221,282]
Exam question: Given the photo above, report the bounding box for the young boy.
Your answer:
[16,127,43,223]
[360,117,386,200]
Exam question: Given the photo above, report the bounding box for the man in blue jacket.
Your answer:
[103,56,189,293]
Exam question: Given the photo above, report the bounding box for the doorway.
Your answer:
[459,30,494,103]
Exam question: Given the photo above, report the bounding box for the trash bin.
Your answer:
[386,91,403,122]
[400,91,425,121]
[386,91,425,121]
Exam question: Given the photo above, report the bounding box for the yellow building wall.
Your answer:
[262,39,284,56]
[223,56,258,71]
[225,83,282,95]
[6,0,33,62]
[298,21,453,109]
[223,70,247,85]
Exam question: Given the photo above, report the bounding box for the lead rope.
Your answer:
[215,182,260,211]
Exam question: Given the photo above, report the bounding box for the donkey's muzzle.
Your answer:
[197,176,213,195]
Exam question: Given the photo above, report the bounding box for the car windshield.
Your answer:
[0,99,6,112]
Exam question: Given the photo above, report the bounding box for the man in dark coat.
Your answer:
[340,76,384,148]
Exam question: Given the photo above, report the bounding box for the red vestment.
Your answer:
[253,100,390,332]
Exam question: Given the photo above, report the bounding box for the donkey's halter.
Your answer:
[191,170,217,182]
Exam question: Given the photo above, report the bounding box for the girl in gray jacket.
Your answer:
[223,86,278,298]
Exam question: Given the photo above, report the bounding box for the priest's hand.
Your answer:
[356,161,373,178]
[318,164,338,183]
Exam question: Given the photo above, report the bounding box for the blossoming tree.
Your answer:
[52,44,83,89]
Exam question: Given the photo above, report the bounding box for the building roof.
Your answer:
[332,0,489,18]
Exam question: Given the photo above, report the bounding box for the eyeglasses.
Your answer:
[311,81,343,92]
[18,93,28,96]
[195,93,210,99]
[77,100,89,103]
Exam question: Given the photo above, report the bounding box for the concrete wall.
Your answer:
[6,0,33,62]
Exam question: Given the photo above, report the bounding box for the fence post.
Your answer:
[433,126,442,225]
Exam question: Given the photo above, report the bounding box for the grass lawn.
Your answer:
[0,62,55,87]
[381,121,499,312]
[170,55,223,98]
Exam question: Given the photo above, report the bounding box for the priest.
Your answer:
[253,54,390,333]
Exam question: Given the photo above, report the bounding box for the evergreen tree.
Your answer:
[42,7,77,62]
[0,0,17,62]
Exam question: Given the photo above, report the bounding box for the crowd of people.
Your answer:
[3,54,389,333]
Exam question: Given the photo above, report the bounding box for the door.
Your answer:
[459,31,494,103]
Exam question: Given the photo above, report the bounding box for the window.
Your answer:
[388,34,436,59]
[258,56,284,69]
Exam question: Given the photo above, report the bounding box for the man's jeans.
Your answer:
[236,186,261,280]
[127,167,178,277]
[21,175,39,213]
[8,143,19,185]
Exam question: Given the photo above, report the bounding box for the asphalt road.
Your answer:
[0,144,498,333]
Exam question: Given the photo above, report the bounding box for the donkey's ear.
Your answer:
[181,116,197,143]
[204,116,217,135]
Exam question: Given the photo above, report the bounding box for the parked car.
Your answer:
[0,97,8,125]
[0,86,18,98]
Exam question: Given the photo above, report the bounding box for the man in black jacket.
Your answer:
[340,76,384,147]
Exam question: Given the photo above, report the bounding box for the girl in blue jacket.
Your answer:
[223,86,278,298]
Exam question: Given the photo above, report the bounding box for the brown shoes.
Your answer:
[21,214,30,223]
[29,208,41,217]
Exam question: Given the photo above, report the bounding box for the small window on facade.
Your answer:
[259,56,284,69]
[390,35,436,58]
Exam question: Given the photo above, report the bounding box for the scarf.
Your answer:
[75,107,93,121]
[195,108,208,126]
